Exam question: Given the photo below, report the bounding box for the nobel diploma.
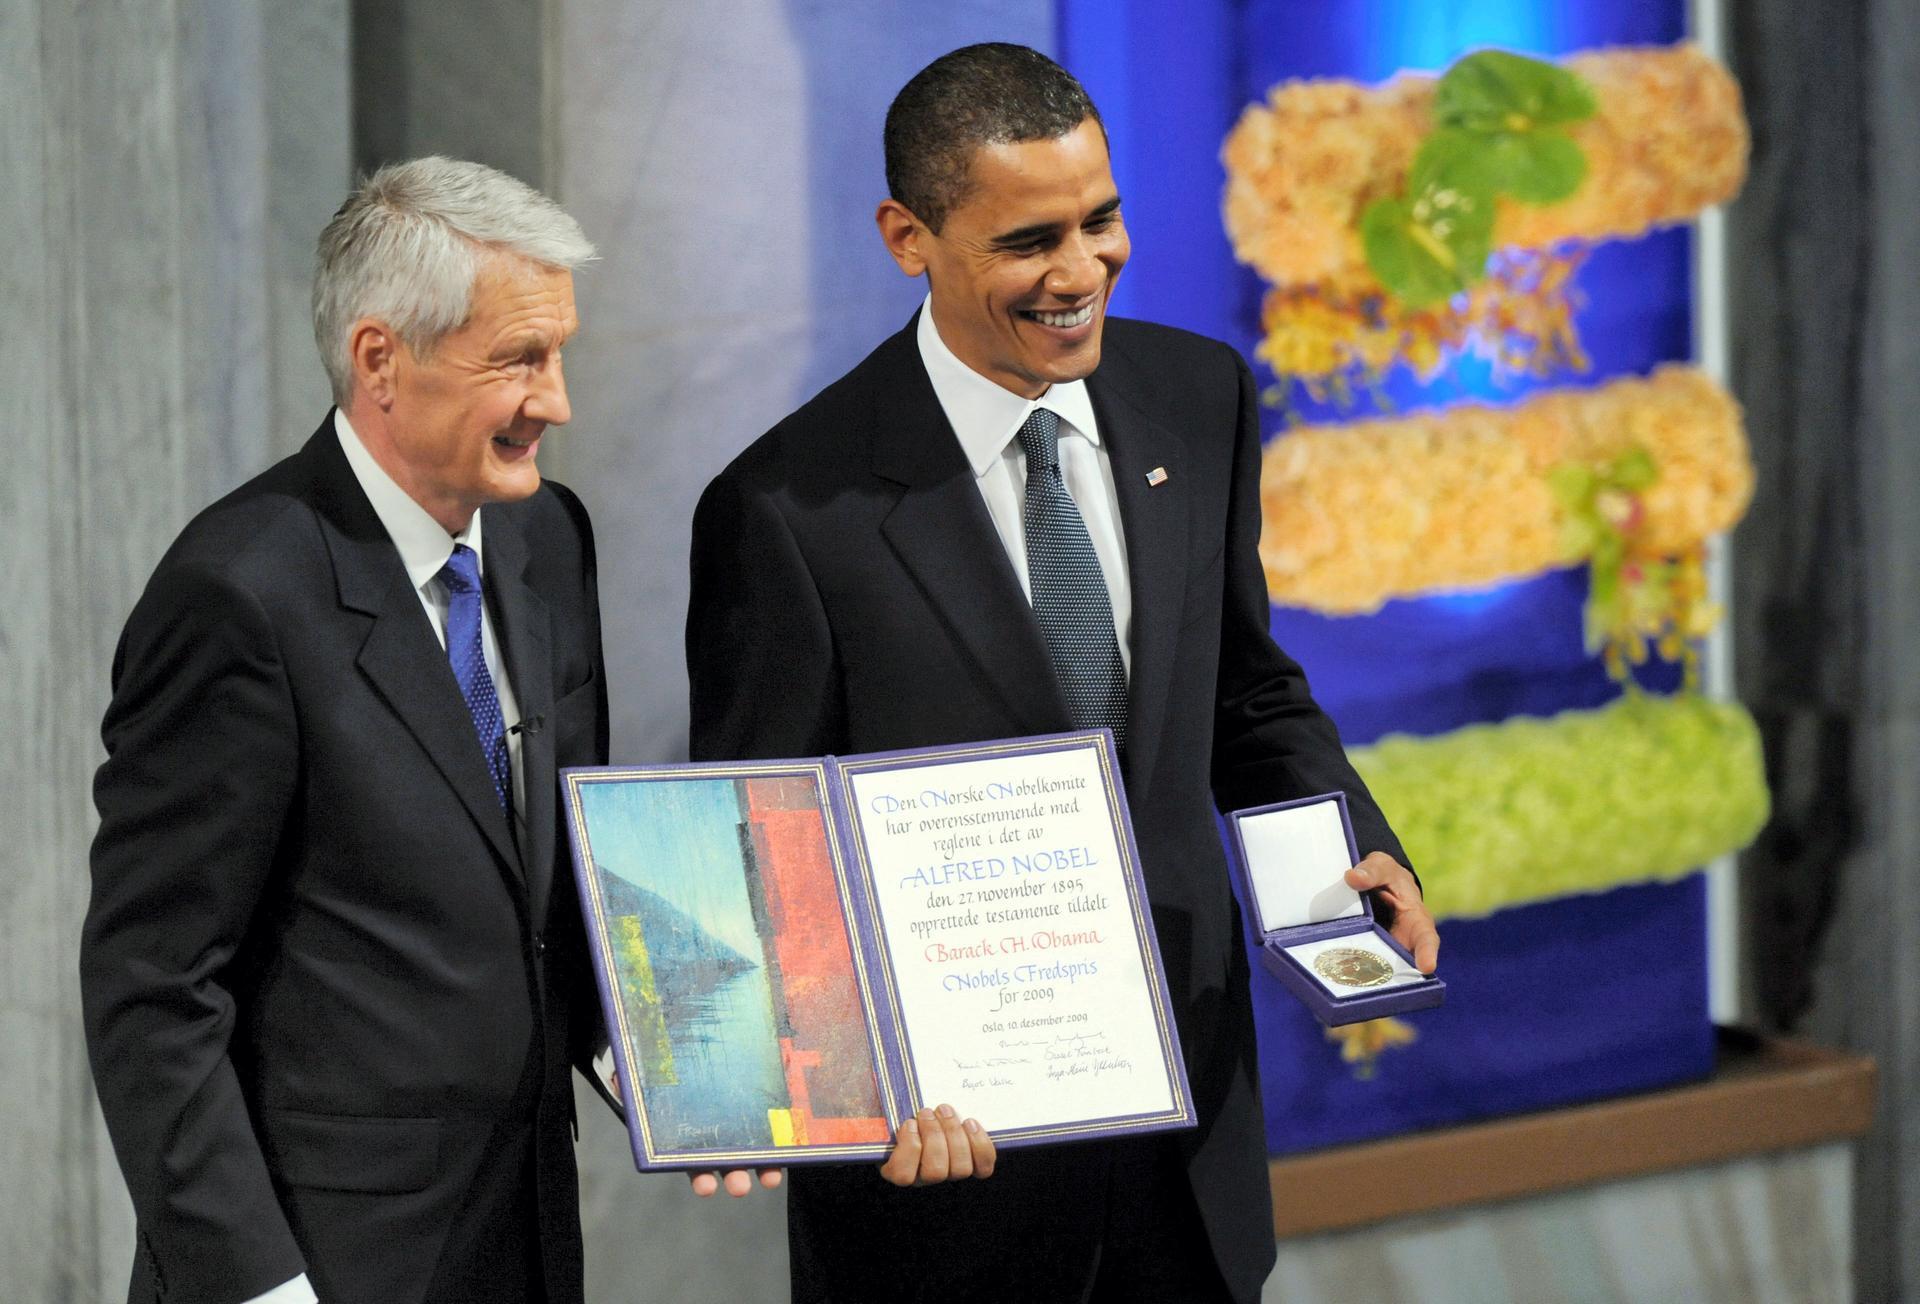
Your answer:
[842,737,1185,1138]
[565,731,1194,1173]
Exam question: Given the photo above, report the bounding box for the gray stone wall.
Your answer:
[0,1,346,1298]
[351,0,547,186]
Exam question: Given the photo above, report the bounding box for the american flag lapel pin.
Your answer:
[1145,466,1169,487]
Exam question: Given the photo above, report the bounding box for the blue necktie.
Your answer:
[1016,408,1129,753]
[438,544,512,812]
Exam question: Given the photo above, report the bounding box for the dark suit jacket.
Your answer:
[686,314,1407,1303]
[82,418,609,1304]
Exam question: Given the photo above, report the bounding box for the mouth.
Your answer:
[492,431,541,459]
[1019,301,1097,331]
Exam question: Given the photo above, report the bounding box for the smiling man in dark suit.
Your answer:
[82,158,608,1304]
[686,42,1439,1304]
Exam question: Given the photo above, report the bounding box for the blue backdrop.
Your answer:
[1057,0,1714,1152]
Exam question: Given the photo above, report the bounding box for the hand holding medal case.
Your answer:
[1226,792,1445,1025]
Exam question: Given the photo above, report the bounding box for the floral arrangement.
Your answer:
[1349,693,1769,921]
[1550,450,1719,686]
[1224,44,1746,289]
[1327,1017,1419,1079]
[1222,44,1747,399]
[1254,247,1589,409]
[1228,42,1761,1091]
[1258,365,1753,620]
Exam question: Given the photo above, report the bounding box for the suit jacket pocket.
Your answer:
[262,1110,441,1193]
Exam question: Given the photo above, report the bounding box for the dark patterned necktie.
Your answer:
[438,544,512,811]
[1016,408,1129,752]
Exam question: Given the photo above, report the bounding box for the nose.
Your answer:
[1045,233,1105,300]
[525,354,572,426]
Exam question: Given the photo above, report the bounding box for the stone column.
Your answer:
[0,0,347,1296]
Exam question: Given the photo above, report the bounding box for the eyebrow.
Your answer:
[990,195,1123,247]
[493,324,578,357]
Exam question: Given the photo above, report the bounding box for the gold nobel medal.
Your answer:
[1312,945,1393,989]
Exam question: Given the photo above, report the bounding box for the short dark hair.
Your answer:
[884,43,1103,232]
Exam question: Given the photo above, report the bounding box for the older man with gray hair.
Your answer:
[82,157,608,1304]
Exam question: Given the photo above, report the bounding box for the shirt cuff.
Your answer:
[241,1274,318,1304]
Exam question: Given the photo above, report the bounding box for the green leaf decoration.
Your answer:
[1609,445,1659,491]
[1409,128,1501,196]
[1547,463,1596,510]
[1558,517,1600,560]
[1362,197,1463,306]
[1435,49,1598,134]
[1360,148,1495,308]
[1357,48,1595,306]
[1476,129,1588,204]
[1591,531,1625,573]
[1588,560,1619,607]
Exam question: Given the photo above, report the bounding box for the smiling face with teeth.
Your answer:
[345,254,579,535]
[877,117,1128,399]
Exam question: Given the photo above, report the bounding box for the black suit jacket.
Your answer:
[82,418,608,1304]
[687,315,1407,1302]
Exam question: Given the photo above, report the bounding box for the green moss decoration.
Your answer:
[1351,694,1769,921]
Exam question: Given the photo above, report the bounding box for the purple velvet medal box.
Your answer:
[1226,792,1445,1026]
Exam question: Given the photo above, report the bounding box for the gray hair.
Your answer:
[312,156,597,403]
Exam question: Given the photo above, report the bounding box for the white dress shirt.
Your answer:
[335,409,525,811]
[915,297,1134,672]
[237,415,530,1304]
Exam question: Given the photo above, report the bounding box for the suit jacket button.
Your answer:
[534,933,548,954]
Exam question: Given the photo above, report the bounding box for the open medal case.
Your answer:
[1226,792,1445,1026]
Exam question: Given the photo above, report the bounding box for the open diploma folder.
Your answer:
[563,731,1196,1172]
[1227,792,1445,1026]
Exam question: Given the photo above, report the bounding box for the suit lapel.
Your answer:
[1090,366,1191,801]
[309,429,527,887]
[871,325,1070,735]
[483,507,557,925]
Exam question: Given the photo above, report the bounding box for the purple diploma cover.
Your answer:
[563,730,1197,1172]
[1226,792,1447,1026]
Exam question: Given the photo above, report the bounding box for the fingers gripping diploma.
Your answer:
[681,1105,994,1195]
[1345,852,1441,974]
[688,1167,784,1198]
[878,1105,997,1187]
[598,1068,772,1199]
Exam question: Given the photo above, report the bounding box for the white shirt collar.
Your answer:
[915,295,1101,478]
[334,408,483,591]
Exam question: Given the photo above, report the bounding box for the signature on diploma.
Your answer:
[674,1122,733,1147]
[1040,1031,1134,1081]
[953,1045,1033,1090]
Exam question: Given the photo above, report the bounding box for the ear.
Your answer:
[348,318,403,409]
[875,199,930,278]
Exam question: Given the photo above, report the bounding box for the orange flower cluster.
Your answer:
[1326,1017,1419,1079]
[1222,44,1748,288]
[1598,543,1719,686]
[1256,248,1590,407]
[1259,366,1753,613]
